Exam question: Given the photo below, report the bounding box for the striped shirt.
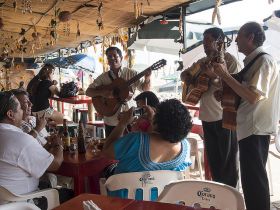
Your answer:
[20,116,48,146]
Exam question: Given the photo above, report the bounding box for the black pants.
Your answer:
[202,120,238,187]
[105,124,116,138]
[239,135,270,210]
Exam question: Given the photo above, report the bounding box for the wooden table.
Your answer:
[53,150,116,196]
[50,95,94,121]
[53,194,212,210]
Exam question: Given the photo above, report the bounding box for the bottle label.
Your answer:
[63,136,71,147]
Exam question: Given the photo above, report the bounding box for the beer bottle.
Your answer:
[77,120,86,153]
[62,119,71,151]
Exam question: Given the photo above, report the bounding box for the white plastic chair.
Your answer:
[104,170,186,201]
[188,133,204,179]
[274,125,280,153]
[0,186,60,210]
[0,202,41,210]
[157,180,245,210]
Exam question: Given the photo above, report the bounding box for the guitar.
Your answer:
[182,37,224,106]
[182,67,210,106]
[221,74,241,130]
[92,59,166,117]
[221,52,267,130]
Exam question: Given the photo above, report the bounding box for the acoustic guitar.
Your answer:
[182,37,224,106]
[221,74,241,130]
[182,67,210,106]
[92,59,166,117]
[221,52,267,130]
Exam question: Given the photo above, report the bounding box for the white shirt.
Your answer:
[237,47,280,140]
[199,52,241,122]
[88,67,145,126]
[0,123,54,194]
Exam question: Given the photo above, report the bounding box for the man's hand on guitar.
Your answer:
[180,71,192,83]
[201,62,219,79]
[212,62,229,78]
[144,69,152,84]
[144,69,152,78]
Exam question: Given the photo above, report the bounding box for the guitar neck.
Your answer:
[126,67,151,86]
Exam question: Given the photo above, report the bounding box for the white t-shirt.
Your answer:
[88,67,145,126]
[237,47,280,140]
[198,52,241,122]
[0,123,54,194]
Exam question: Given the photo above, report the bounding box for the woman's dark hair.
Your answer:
[38,63,55,80]
[105,46,122,58]
[241,21,266,47]
[134,91,159,108]
[153,99,192,143]
[0,91,19,121]
[203,27,225,41]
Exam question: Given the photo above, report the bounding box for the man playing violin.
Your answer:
[86,46,151,137]
[209,22,280,210]
[181,27,240,187]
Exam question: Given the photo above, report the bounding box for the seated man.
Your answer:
[102,99,192,175]
[11,89,49,146]
[0,91,64,205]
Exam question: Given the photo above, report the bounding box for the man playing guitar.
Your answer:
[181,28,240,187]
[209,22,280,210]
[86,47,151,137]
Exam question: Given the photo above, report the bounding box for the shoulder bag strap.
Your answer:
[237,52,268,81]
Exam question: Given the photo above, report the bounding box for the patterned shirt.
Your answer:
[20,116,48,146]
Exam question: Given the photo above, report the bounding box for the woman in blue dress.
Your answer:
[102,98,193,174]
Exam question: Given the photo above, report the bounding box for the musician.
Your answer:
[181,27,240,187]
[210,22,280,210]
[86,47,151,137]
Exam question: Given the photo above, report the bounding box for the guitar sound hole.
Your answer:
[113,88,120,97]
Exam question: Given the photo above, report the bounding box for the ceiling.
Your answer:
[0,0,194,59]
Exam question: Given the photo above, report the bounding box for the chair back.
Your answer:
[0,202,40,210]
[105,170,186,201]
[0,186,59,210]
[275,126,280,153]
[157,180,245,210]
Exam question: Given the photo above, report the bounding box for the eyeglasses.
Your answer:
[0,91,15,115]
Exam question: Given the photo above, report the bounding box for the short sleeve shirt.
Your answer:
[0,123,54,194]
[33,80,53,112]
[199,52,241,122]
[20,116,48,146]
[88,67,145,126]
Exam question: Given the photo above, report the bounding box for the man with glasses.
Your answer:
[0,91,63,196]
[86,46,151,137]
